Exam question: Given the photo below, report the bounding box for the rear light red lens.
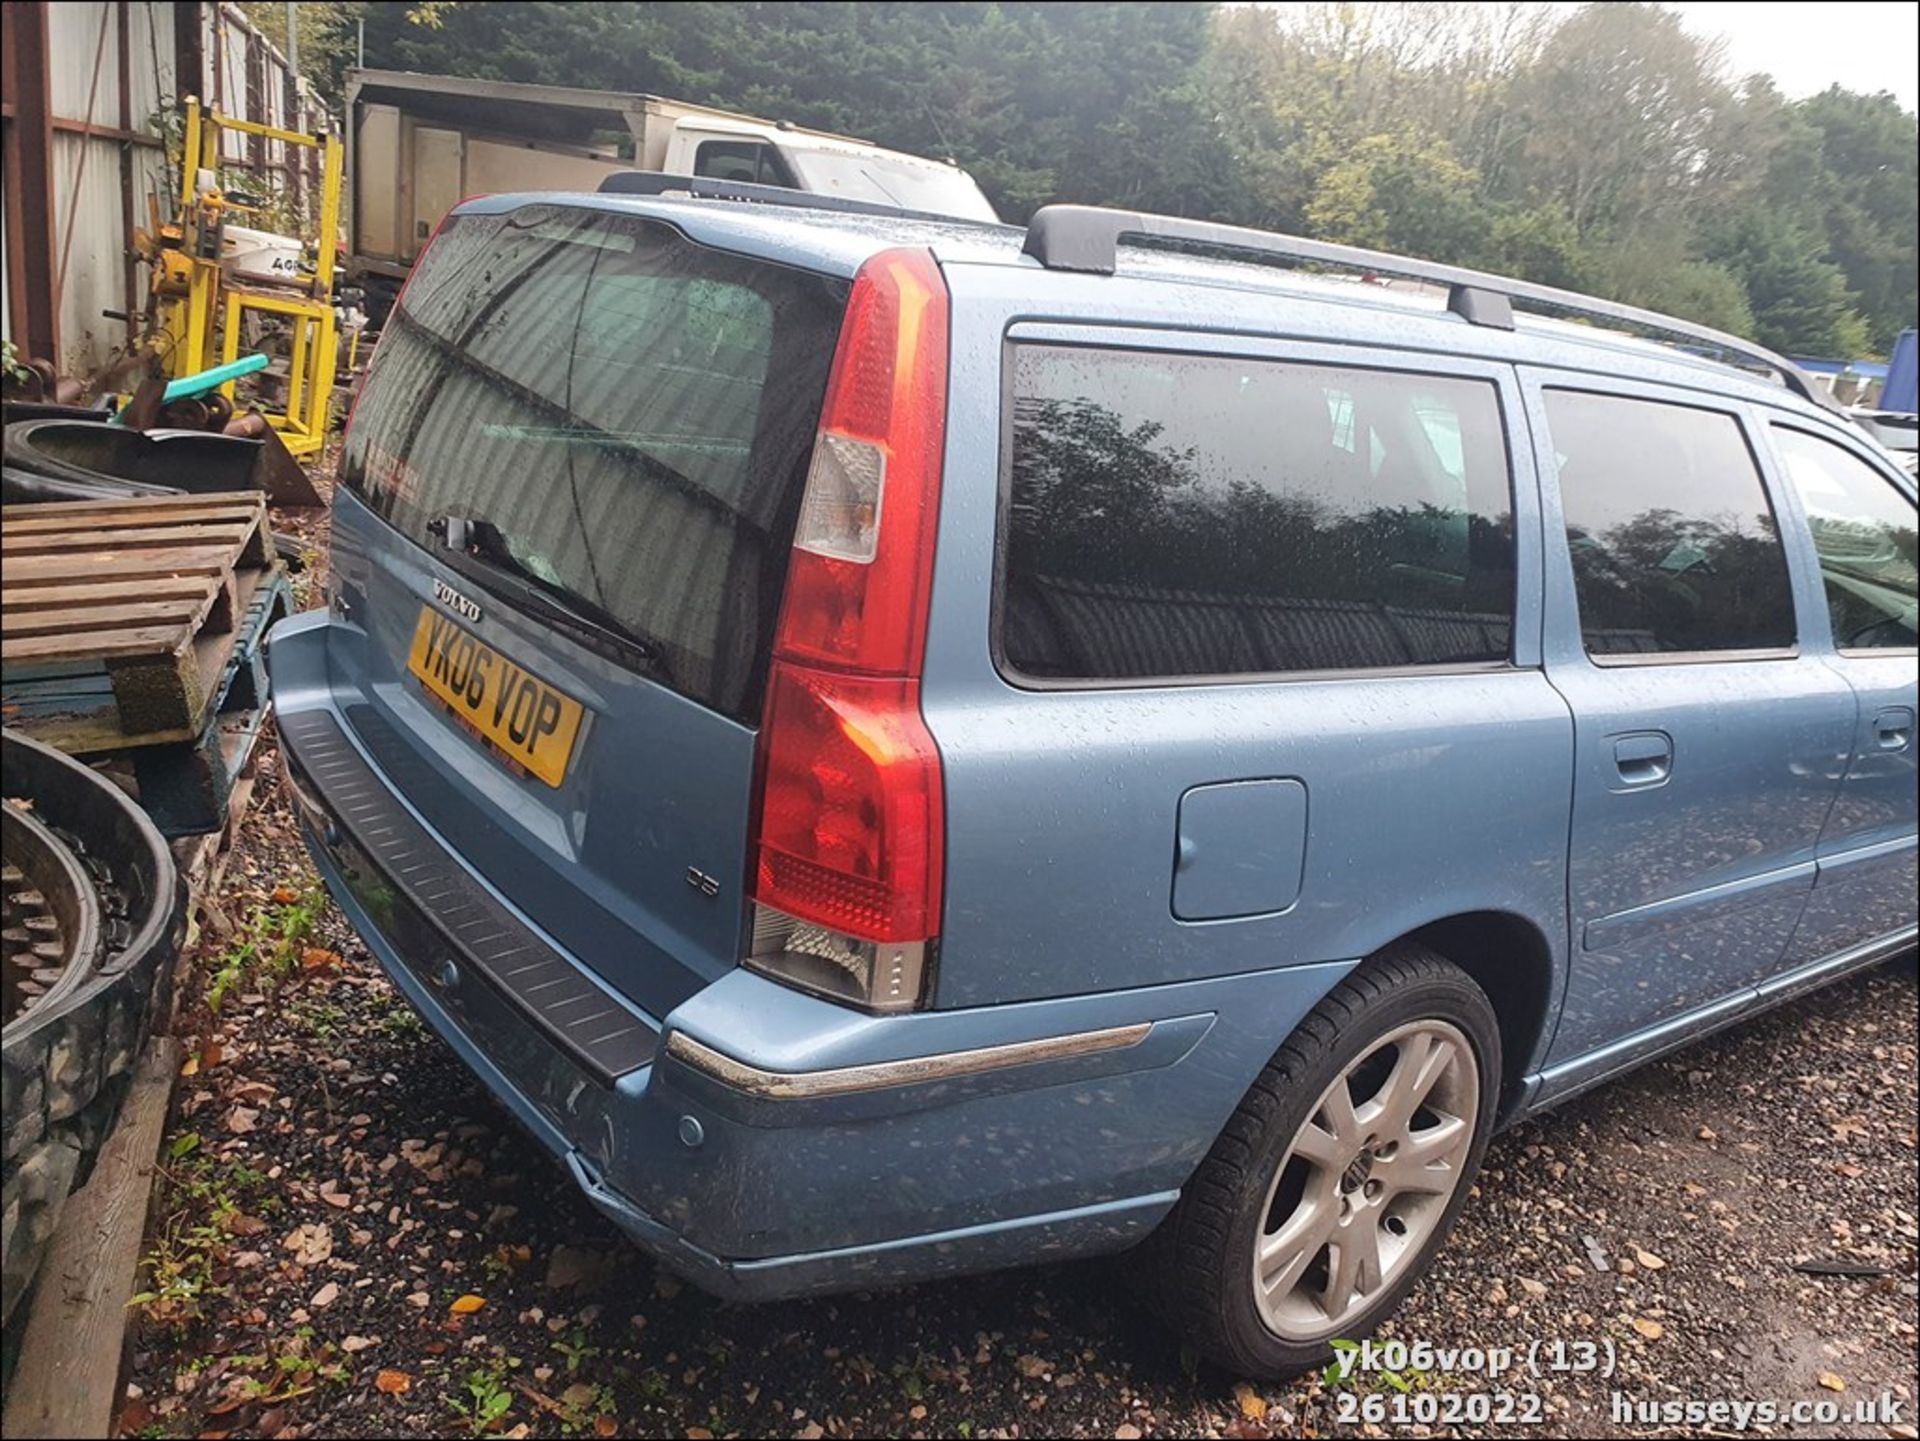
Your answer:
[751,248,951,952]
[755,664,944,942]
[777,248,949,675]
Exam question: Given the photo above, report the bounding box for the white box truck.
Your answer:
[347,68,998,311]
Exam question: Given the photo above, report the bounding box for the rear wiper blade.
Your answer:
[432,516,673,681]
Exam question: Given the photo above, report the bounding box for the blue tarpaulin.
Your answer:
[1883,329,1918,415]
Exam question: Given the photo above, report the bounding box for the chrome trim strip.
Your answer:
[665,1022,1154,1100]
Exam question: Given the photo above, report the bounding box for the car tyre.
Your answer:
[1146,941,1502,1379]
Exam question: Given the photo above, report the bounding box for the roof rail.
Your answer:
[1022,205,1839,412]
[598,171,977,228]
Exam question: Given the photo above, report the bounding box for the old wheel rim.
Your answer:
[1252,1019,1479,1342]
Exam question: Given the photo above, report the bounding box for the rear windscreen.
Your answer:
[341,205,846,723]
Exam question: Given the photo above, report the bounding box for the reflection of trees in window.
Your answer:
[1003,396,1516,678]
[1564,505,1796,655]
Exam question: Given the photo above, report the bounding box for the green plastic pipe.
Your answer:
[110,353,269,423]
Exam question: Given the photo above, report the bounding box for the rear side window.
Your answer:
[1770,426,1918,651]
[1543,391,1796,658]
[998,346,1518,681]
[341,206,845,723]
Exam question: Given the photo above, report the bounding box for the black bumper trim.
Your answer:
[278,709,656,1083]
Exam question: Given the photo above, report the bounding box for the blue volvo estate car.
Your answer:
[268,185,1918,1377]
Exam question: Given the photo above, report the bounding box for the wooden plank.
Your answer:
[3,521,256,554]
[3,600,208,638]
[5,545,245,583]
[1,1037,182,1441]
[0,499,263,533]
[0,577,219,612]
[3,623,194,665]
[0,490,263,522]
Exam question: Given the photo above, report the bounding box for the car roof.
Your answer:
[453,191,1837,422]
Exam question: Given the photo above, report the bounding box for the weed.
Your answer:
[894,1349,936,1402]
[636,1367,671,1401]
[551,1329,601,1375]
[1321,1338,1433,1395]
[131,1152,273,1329]
[449,1353,518,1436]
[206,883,327,1015]
[372,1001,426,1040]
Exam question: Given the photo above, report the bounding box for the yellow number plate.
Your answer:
[405,606,585,787]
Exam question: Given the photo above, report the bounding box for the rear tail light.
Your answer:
[747,248,950,1012]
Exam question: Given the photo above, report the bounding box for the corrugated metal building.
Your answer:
[1,1,332,376]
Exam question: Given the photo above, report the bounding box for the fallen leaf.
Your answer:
[594,1419,618,1439]
[561,1382,597,1410]
[180,1054,200,1077]
[302,947,343,972]
[545,1245,600,1290]
[224,1105,260,1135]
[686,1429,713,1441]
[1631,1317,1665,1341]
[1818,1371,1846,1393]
[1114,1428,1143,1441]
[310,1281,339,1308]
[342,1335,376,1353]
[271,885,300,904]
[375,1369,412,1395]
[282,1223,333,1266]
[449,1293,486,1315]
[1015,1354,1051,1379]
[1234,1382,1268,1420]
[1633,1248,1666,1271]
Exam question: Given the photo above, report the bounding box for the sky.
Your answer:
[1661,1,1917,108]
[1255,3,1920,110]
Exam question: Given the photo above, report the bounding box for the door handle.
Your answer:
[1873,707,1915,752]
[1611,732,1673,788]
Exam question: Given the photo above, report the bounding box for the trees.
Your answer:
[320,1,1912,356]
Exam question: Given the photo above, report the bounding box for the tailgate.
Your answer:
[324,201,846,1017]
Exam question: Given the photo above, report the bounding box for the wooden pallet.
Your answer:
[1,493,276,749]
[129,568,290,836]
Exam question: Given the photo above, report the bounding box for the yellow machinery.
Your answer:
[147,97,344,457]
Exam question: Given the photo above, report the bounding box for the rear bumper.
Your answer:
[269,609,1353,1299]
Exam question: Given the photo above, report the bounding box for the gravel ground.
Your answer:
[118,489,1918,1440]
[118,747,1918,1440]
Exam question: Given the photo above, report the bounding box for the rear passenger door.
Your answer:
[1521,375,1856,1082]
[922,302,1576,1018]
[1764,421,1919,970]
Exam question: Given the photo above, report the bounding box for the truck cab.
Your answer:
[346,68,997,314]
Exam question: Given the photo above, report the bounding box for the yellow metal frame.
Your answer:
[219,290,338,457]
[158,98,345,456]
